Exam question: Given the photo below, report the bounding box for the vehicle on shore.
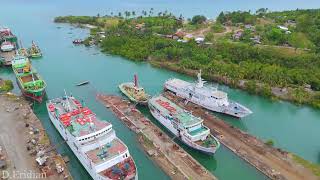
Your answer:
[11,56,46,102]
[46,93,138,180]
[148,95,220,155]
[119,74,150,105]
[164,70,252,118]
[28,41,42,58]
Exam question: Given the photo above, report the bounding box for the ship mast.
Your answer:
[64,89,72,112]
[196,70,206,88]
[134,74,138,87]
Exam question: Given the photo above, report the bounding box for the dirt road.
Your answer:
[0,94,70,180]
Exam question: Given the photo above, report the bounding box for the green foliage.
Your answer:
[56,11,320,109]
[211,23,225,33]
[191,15,207,25]
[266,9,320,52]
[265,139,274,146]
[54,16,98,25]
[217,11,257,25]
[291,154,320,177]
[289,32,315,49]
[264,26,287,45]
[245,80,258,94]
[0,80,13,92]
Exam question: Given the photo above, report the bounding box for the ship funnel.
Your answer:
[134,74,138,87]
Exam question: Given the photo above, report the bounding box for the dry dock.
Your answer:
[163,91,317,180]
[97,94,216,180]
[0,93,72,180]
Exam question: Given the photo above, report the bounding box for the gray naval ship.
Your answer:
[164,70,252,118]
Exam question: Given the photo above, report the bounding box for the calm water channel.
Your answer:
[1,1,320,180]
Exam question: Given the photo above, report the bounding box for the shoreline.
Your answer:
[149,60,319,109]
[163,91,319,180]
[0,93,72,180]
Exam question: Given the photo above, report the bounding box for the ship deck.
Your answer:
[149,96,202,127]
[48,97,110,137]
[85,138,127,164]
[20,74,38,83]
[166,78,190,89]
[99,157,136,180]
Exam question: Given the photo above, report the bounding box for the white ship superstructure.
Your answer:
[148,95,220,155]
[46,94,137,180]
[164,70,252,118]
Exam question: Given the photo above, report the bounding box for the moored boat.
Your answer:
[28,41,42,58]
[119,74,150,105]
[0,27,18,46]
[148,95,220,155]
[12,56,46,102]
[73,39,83,44]
[46,93,138,180]
[164,70,253,118]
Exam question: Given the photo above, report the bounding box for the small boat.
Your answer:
[28,41,42,58]
[119,74,150,105]
[76,81,89,86]
[72,39,83,44]
[1,41,15,52]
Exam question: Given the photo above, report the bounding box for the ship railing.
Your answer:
[93,149,129,173]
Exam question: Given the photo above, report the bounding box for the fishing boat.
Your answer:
[72,39,83,44]
[46,93,138,180]
[148,95,220,155]
[119,74,150,105]
[164,70,253,118]
[12,56,46,102]
[28,41,42,58]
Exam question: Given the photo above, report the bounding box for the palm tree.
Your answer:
[132,11,136,16]
[118,12,122,17]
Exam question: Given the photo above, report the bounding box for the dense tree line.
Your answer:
[55,13,320,108]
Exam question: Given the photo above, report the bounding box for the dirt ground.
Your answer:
[0,94,70,180]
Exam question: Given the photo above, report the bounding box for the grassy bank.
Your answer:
[0,79,13,92]
[291,153,320,177]
[54,9,320,109]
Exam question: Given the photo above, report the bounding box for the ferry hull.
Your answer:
[46,102,138,180]
[164,86,251,118]
[148,104,217,155]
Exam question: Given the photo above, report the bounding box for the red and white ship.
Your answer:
[46,93,138,180]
